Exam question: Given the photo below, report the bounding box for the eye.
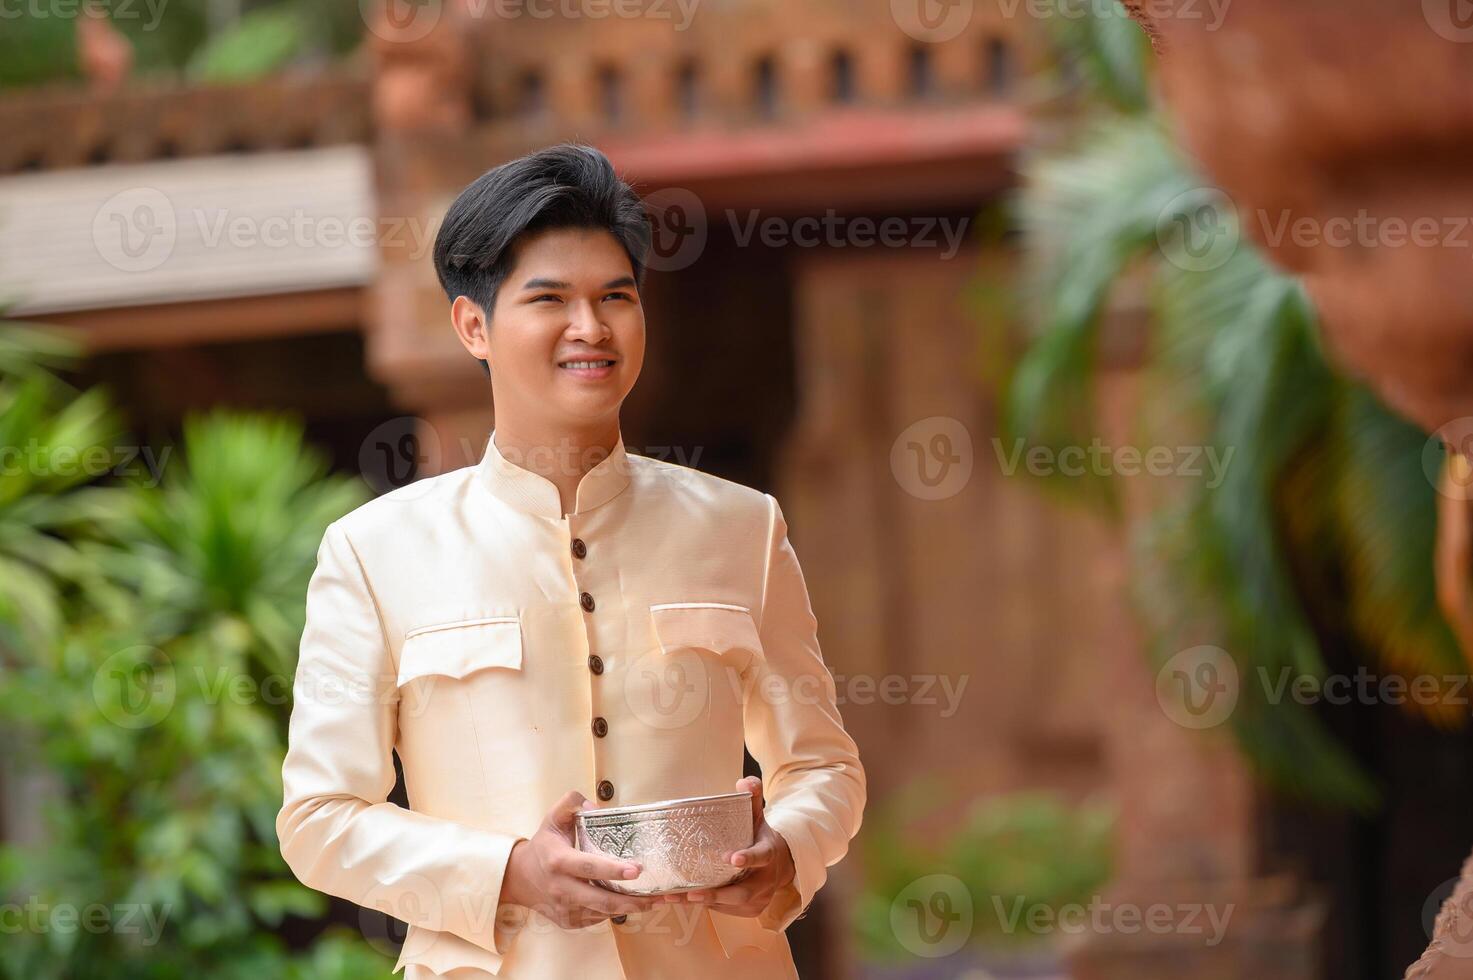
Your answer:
[531,294,562,303]
[603,291,635,302]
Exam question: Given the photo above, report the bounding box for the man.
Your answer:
[275,143,866,979]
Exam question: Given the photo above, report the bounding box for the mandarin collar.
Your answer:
[476,428,632,519]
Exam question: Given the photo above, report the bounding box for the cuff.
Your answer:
[425,825,522,958]
[755,808,826,932]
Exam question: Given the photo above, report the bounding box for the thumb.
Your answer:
[737,776,766,827]
[548,790,590,831]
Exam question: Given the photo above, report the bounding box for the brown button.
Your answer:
[592,716,608,738]
[597,779,615,801]
[612,914,628,924]
[580,591,596,612]
[588,654,604,675]
[571,538,587,559]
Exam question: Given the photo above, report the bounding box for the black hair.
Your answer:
[432,143,652,377]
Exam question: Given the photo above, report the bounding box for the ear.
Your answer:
[450,294,491,364]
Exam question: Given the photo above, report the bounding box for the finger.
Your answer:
[728,837,775,869]
[547,790,590,831]
[551,844,642,883]
[565,880,658,916]
[696,880,774,916]
[706,881,756,907]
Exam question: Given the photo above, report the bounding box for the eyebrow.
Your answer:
[520,276,638,291]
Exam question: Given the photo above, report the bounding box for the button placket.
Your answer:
[569,517,613,807]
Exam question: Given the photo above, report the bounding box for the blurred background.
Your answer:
[2,0,1473,978]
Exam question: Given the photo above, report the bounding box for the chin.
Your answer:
[557,396,625,423]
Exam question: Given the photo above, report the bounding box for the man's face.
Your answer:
[462,226,646,428]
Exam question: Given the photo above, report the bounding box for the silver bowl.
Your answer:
[574,791,754,895]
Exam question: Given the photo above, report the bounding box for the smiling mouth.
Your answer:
[559,359,616,370]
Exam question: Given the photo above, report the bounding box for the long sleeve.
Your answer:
[744,493,867,931]
[275,521,523,962]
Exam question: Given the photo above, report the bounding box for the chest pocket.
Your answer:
[648,602,763,674]
[397,616,523,687]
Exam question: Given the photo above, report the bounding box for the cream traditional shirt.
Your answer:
[276,429,866,978]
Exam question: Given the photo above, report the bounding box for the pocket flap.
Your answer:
[398,617,522,686]
[649,602,762,658]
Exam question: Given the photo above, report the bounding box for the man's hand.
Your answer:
[668,776,796,917]
[501,790,660,929]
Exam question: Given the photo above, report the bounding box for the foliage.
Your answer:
[0,323,382,977]
[0,324,124,653]
[1005,3,1464,807]
[1047,0,1153,113]
[188,5,314,83]
[853,780,1114,960]
[0,0,364,90]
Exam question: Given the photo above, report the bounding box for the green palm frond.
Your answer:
[1003,10,1462,808]
[1046,0,1154,112]
[1008,118,1183,509]
[0,324,127,654]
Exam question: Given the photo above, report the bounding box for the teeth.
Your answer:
[562,360,614,369]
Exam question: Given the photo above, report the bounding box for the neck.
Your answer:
[490,415,621,516]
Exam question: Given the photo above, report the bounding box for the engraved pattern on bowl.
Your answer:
[574,791,755,896]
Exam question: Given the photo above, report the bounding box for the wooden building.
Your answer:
[0,1,1326,976]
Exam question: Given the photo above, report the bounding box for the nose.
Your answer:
[565,298,610,342]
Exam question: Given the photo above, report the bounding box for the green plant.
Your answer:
[1003,2,1464,806]
[0,323,382,977]
[854,781,1114,960]
[0,323,124,655]
[0,0,364,90]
